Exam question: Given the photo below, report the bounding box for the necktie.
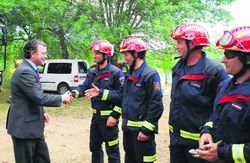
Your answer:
[35,69,40,80]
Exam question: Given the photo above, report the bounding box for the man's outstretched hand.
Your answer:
[85,84,100,98]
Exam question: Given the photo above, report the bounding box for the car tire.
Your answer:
[57,83,70,95]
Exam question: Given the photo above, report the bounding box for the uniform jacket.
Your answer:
[7,60,62,139]
[100,62,164,135]
[76,63,124,120]
[169,52,228,146]
[202,78,250,163]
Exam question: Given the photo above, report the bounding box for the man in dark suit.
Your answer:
[6,39,74,163]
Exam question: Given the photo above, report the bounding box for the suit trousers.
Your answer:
[12,136,50,163]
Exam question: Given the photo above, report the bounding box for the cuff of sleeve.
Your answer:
[110,106,121,119]
[217,143,231,162]
[200,126,212,135]
[99,89,104,98]
[72,90,80,98]
[140,128,154,136]
[61,95,64,103]
[141,121,156,135]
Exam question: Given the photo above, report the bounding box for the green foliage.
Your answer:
[146,49,177,72]
[205,46,225,64]
[0,0,235,80]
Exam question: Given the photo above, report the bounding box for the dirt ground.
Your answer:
[0,95,170,163]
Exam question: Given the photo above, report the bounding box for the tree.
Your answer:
[4,0,92,59]
[0,0,235,67]
[82,0,234,65]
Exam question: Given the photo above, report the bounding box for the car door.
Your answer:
[40,62,72,91]
[78,61,88,85]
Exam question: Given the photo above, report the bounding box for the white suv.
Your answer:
[40,59,89,94]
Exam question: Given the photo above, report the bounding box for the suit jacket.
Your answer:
[7,60,62,139]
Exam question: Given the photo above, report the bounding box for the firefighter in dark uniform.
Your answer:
[198,26,250,163]
[85,38,164,163]
[73,40,124,163]
[169,24,229,163]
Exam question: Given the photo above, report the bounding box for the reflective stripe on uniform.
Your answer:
[168,124,200,141]
[143,121,156,131]
[92,109,112,116]
[113,106,121,114]
[204,121,213,128]
[168,124,173,133]
[102,89,109,100]
[232,144,246,163]
[127,120,144,128]
[108,138,119,146]
[92,109,97,114]
[143,154,157,162]
[180,130,200,141]
[100,110,112,116]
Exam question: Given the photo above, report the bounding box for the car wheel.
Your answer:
[57,83,70,95]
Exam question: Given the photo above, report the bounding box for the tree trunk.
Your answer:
[58,33,69,59]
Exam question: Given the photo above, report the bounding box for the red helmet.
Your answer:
[216,26,250,53]
[171,24,210,47]
[119,38,147,53]
[91,40,114,57]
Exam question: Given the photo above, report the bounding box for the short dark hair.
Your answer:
[237,52,250,68]
[23,39,47,59]
[137,51,146,59]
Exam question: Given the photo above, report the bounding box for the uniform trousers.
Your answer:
[90,118,120,163]
[123,131,156,163]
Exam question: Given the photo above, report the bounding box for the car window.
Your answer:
[47,63,72,74]
[38,64,45,73]
[78,62,87,73]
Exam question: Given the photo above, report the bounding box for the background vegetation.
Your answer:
[0,0,235,91]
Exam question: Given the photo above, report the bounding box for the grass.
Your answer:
[45,97,92,118]
[0,97,93,122]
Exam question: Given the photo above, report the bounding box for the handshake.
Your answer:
[61,86,99,105]
[61,91,76,104]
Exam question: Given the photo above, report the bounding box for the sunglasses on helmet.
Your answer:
[217,31,235,48]
[173,25,184,36]
[217,30,249,52]
[172,25,197,40]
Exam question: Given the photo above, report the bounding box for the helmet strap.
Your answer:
[96,53,108,65]
[183,40,191,66]
[129,52,137,73]
[184,40,202,64]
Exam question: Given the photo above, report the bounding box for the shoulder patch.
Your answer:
[154,82,161,90]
